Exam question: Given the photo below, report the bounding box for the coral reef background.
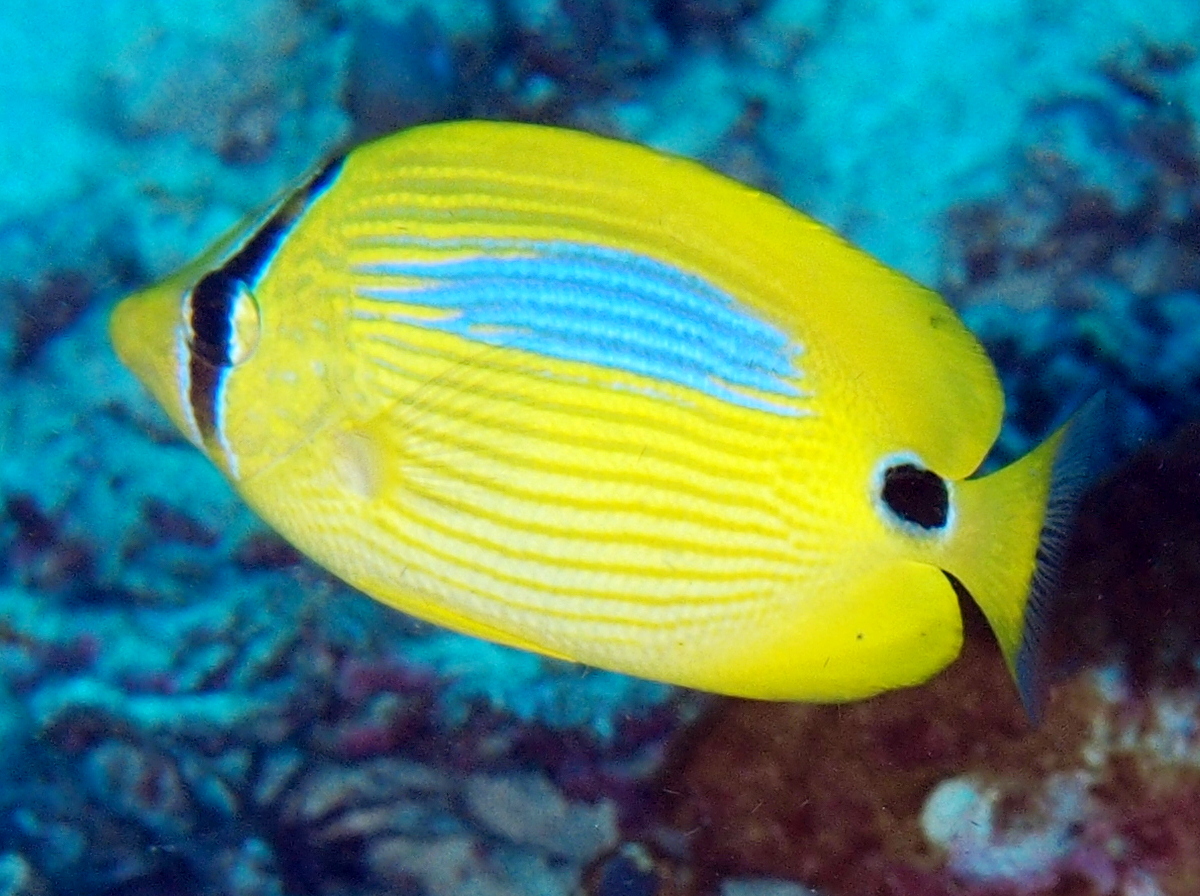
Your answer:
[2,1,1200,894]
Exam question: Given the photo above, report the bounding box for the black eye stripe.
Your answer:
[189,272,237,367]
[186,154,346,444]
[305,154,346,198]
[188,346,223,442]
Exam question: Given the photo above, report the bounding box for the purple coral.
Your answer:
[921,772,1098,892]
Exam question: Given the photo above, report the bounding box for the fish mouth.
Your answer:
[109,280,195,442]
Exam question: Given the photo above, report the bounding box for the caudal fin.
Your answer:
[947,394,1107,723]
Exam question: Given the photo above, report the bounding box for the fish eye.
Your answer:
[226,281,262,365]
[879,462,950,531]
[184,272,261,368]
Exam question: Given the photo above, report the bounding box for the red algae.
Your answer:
[643,616,1097,896]
[4,494,97,597]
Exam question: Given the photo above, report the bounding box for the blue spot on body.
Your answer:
[354,239,808,415]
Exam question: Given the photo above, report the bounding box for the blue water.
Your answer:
[2,2,1199,894]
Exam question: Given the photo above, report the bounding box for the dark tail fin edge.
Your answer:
[1014,393,1109,723]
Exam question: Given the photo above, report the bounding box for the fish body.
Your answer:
[111,121,1089,710]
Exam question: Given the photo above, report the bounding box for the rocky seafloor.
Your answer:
[3,1,1200,895]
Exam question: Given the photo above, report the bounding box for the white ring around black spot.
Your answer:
[871,452,956,540]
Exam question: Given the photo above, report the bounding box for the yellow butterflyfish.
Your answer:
[110,120,1096,717]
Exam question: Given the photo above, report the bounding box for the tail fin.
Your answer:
[945,394,1106,722]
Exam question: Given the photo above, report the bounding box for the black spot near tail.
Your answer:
[882,464,949,530]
